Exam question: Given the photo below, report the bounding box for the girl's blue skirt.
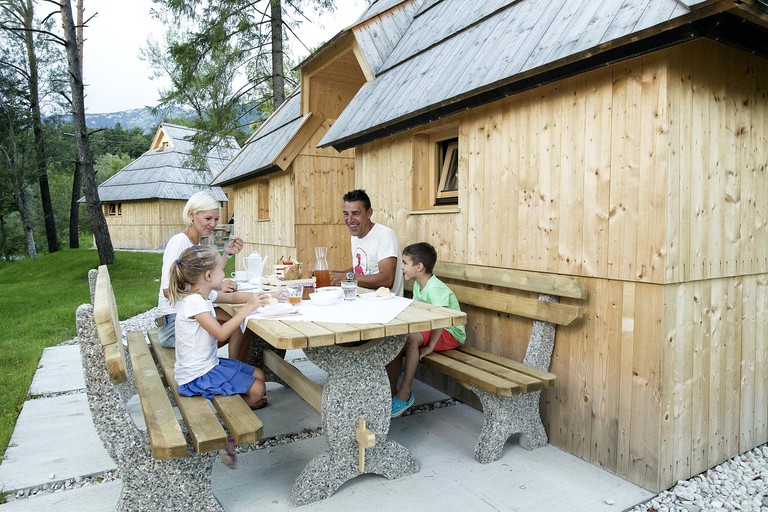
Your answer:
[178,358,256,400]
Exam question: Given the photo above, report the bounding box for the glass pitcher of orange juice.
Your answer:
[313,247,330,288]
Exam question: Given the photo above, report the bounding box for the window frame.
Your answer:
[435,138,459,203]
[411,124,460,212]
[104,202,122,216]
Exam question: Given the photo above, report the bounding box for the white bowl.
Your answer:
[316,286,343,298]
[309,291,341,306]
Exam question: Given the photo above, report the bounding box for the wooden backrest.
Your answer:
[92,265,129,384]
[406,262,586,326]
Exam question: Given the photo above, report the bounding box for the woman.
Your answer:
[156,191,249,361]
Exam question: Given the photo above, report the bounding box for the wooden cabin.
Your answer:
[289,0,768,493]
[97,123,238,250]
[210,90,358,271]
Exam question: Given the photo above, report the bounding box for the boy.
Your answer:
[387,242,466,417]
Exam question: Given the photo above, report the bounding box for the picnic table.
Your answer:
[219,292,466,505]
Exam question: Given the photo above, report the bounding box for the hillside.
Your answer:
[84,106,193,133]
[84,106,264,134]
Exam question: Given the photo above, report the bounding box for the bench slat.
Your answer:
[147,331,228,453]
[211,395,264,446]
[437,349,545,393]
[434,261,588,299]
[449,283,583,326]
[422,352,522,397]
[126,331,188,460]
[147,330,264,448]
[457,345,557,388]
[93,266,128,384]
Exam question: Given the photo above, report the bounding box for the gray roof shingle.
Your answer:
[211,91,306,186]
[318,0,734,149]
[96,123,238,202]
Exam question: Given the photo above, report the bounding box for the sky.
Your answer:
[82,0,369,114]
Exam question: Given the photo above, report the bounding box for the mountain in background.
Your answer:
[84,106,194,133]
[84,105,264,134]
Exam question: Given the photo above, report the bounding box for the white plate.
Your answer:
[258,303,295,315]
[360,292,395,300]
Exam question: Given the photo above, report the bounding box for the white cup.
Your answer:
[231,270,248,281]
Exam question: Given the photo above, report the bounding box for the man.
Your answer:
[329,189,404,296]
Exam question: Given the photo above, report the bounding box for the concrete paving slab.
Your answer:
[29,345,85,395]
[0,481,121,512]
[212,405,653,512]
[0,394,114,493]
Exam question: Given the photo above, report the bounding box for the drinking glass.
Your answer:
[286,284,303,305]
[340,280,357,301]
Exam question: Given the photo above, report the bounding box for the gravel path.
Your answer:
[7,309,767,510]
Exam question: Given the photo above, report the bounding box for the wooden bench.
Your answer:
[411,261,586,463]
[77,264,263,510]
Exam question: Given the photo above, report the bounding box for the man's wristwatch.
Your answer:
[346,272,355,280]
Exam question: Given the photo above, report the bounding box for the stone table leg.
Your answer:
[290,335,419,506]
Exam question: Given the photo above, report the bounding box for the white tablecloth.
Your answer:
[246,296,413,325]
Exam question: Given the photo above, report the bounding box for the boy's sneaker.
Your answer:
[391,393,414,418]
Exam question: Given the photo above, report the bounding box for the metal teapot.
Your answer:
[244,251,269,280]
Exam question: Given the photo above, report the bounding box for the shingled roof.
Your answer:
[97,123,238,202]
[210,91,308,187]
[318,0,768,150]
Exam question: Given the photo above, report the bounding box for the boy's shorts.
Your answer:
[418,329,460,351]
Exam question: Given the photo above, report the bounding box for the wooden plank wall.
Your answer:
[105,199,186,250]
[353,40,768,491]
[667,41,768,282]
[231,120,355,273]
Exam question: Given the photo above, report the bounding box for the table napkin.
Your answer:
[245,296,413,325]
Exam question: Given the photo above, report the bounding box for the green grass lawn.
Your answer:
[0,248,163,459]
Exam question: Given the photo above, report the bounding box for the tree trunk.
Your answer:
[24,0,59,253]
[60,0,114,264]
[68,0,84,249]
[69,161,82,248]
[16,187,37,258]
[0,214,9,261]
[270,0,285,108]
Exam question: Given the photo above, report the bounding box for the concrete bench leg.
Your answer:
[469,387,548,463]
[291,336,418,506]
[76,301,222,511]
[469,295,558,463]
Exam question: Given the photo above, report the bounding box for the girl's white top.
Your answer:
[174,293,219,386]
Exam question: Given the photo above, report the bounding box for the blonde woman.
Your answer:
[156,192,247,359]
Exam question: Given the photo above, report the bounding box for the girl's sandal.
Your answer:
[250,397,268,410]
[219,438,237,469]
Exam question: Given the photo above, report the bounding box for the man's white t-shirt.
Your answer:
[174,293,219,386]
[350,223,403,296]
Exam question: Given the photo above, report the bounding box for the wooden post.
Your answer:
[355,417,375,473]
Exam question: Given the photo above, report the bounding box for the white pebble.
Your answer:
[604,498,616,505]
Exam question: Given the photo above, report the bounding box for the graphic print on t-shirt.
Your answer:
[353,248,368,275]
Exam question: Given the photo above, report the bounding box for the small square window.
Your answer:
[105,203,122,216]
[411,126,460,211]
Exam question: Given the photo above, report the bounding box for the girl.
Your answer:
[168,245,271,468]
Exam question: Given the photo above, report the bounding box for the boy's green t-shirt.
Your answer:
[412,275,466,343]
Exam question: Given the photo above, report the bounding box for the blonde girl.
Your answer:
[169,245,271,468]
[168,245,270,408]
